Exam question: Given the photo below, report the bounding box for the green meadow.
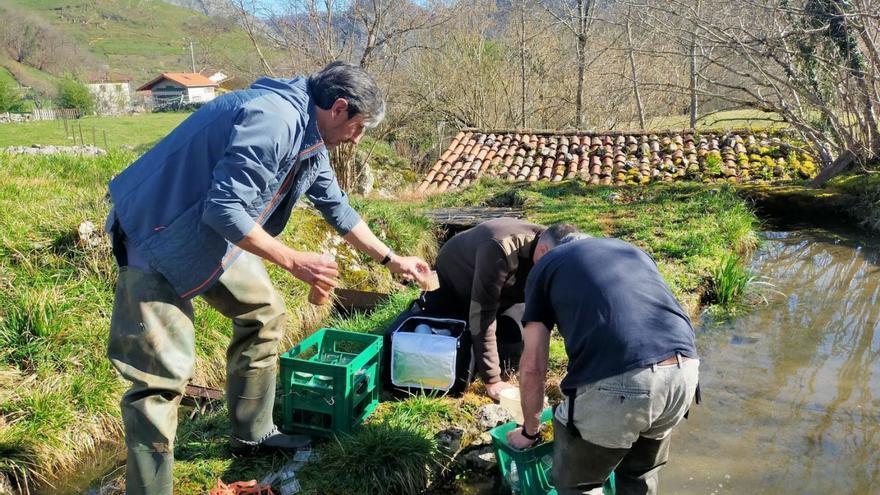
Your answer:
[0,149,759,493]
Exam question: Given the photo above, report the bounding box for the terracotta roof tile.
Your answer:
[138,72,219,91]
[418,128,818,193]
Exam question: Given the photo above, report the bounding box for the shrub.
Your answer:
[56,76,95,115]
[0,79,26,113]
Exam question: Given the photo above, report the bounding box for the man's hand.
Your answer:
[286,251,339,291]
[485,380,516,402]
[506,427,536,450]
[235,225,338,295]
[387,255,430,282]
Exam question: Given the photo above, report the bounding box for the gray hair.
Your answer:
[538,223,581,248]
[558,232,592,245]
[307,61,386,127]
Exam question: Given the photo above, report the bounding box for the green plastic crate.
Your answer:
[489,408,615,495]
[280,328,382,436]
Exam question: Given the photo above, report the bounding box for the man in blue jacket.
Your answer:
[106,62,429,494]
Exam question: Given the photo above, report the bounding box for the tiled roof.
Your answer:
[418,128,817,193]
[137,72,219,91]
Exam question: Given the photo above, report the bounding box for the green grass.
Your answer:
[429,178,760,314]
[635,109,786,131]
[0,150,764,494]
[0,151,437,493]
[325,290,419,335]
[706,255,756,308]
[298,423,441,495]
[0,113,190,150]
[824,173,880,234]
[6,0,270,84]
[0,67,18,89]
[0,57,59,96]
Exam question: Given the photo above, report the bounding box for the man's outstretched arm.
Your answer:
[507,321,550,449]
[343,220,430,281]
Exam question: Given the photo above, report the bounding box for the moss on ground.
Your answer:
[822,173,880,233]
[1,154,763,494]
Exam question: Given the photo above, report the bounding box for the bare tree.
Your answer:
[625,4,647,129]
[542,0,597,128]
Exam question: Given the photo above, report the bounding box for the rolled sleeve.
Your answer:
[306,153,362,235]
[202,107,295,243]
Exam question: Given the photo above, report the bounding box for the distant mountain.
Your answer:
[0,0,273,93]
[160,0,239,18]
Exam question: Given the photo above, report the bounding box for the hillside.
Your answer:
[0,0,275,93]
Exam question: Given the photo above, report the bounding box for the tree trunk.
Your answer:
[811,150,855,187]
[576,37,586,127]
[519,0,527,128]
[626,7,646,130]
[575,0,590,128]
[689,0,701,129]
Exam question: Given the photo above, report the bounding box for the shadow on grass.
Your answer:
[173,399,445,495]
[173,405,296,494]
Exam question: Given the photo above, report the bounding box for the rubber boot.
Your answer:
[227,366,310,454]
[125,447,174,495]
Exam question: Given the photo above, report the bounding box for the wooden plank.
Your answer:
[182,384,224,413]
[425,207,526,229]
[333,288,390,316]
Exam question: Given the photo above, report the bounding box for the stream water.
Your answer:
[663,228,880,494]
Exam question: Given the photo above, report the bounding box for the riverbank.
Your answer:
[2,152,760,494]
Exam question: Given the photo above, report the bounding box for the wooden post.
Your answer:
[103,130,108,150]
[79,124,84,146]
[63,117,69,139]
[92,127,96,146]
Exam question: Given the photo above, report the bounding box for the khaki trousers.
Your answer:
[552,358,699,495]
[107,252,286,495]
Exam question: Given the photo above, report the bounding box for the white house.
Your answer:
[87,72,132,115]
[205,70,231,85]
[137,72,219,106]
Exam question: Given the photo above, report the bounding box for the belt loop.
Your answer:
[676,353,682,368]
[650,362,656,372]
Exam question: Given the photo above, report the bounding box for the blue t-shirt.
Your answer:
[523,238,698,390]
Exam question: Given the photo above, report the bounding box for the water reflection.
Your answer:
[665,229,880,494]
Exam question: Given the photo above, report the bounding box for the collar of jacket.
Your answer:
[298,91,326,162]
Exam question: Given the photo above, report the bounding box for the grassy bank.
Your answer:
[0,151,760,494]
[427,178,759,313]
[0,113,191,150]
[0,151,436,493]
[824,173,880,234]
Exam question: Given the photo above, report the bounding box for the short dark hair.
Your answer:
[539,223,581,247]
[307,61,386,127]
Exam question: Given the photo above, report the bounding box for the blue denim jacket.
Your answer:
[106,77,361,298]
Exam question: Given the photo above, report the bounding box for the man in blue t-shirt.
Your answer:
[507,232,699,495]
